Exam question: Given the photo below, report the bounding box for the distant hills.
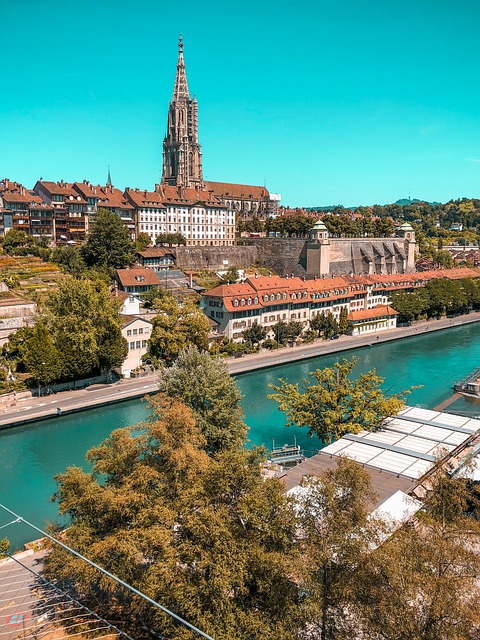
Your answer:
[305,198,441,211]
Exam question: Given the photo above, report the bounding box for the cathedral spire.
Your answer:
[161,37,203,188]
[106,165,112,186]
[172,34,190,100]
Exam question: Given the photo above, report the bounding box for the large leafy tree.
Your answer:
[22,322,61,386]
[148,293,210,365]
[82,208,136,270]
[358,470,480,640]
[157,346,247,453]
[44,395,298,640]
[269,357,411,442]
[295,457,383,640]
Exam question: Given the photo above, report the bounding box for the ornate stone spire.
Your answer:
[172,34,190,100]
[161,36,203,188]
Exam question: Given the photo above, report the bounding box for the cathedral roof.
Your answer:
[205,181,269,200]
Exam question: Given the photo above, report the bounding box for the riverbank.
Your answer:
[1,311,480,429]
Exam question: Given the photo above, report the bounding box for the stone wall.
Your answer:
[175,246,258,271]
[244,238,308,276]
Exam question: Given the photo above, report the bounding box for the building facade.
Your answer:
[201,267,479,342]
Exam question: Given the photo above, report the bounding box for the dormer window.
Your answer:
[291,293,297,300]
[277,293,281,300]
[241,298,246,306]
[247,298,252,305]
[303,292,307,298]
[233,299,239,307]
[283,292,287,300]
[270,294,275,302]
[264,294,269,302]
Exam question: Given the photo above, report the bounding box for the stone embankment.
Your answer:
[1,312,480,429]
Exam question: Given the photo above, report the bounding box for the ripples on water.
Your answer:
[2,323,480,548]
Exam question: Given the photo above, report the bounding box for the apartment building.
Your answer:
[201,267,480,341]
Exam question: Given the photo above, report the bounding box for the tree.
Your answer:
[39,276,127,381]
[0,537,9,559]
[22,322,61,386]
[296,457,382,640]
[338,306,349,334]
[44,395,298,640]
[242,321,267,344]
[269,357,411,442]
[157,346,247,453]
[52,245,86,277]
[310,311,338,339]
[135,232,152,252]
[82,208,136,270]
[1,229,27,254]
[148,293,210,364]
[390,288,431,322]
[358,469,480,640]
[155,232,187,246]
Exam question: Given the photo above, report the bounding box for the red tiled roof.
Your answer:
[115,268,162,287]
[348,305,399,321]
[205,181,269,200]
[138,248,176,258]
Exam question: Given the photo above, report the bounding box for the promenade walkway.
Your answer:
[1,311,480,429]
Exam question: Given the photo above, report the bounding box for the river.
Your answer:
[2,323,480,549]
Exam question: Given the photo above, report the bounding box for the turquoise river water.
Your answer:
[2,323,480,549]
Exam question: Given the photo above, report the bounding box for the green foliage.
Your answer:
[51,245,86,277]
[1,228,28,254]
[155,232,187,246]
[22,322,61,385]
[296,457,382,639]
[148,293,210,364]
[44,396,297,639]
[0,273,20,289]
[135,232,152,252]
[310,310,339,339]
[269,357,411,442]
[242,321,267,344]
[6,276,128,384]
[338,305,349,334]
[391,276,479,321]
[358,469,480,640]
[157,346,247,453]
[272,320,303,345]
[0,537,9,559]
[82,208,136,270]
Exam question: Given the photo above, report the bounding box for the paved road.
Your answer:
[1,312,479,429]
[0,375,159,430]
[227,312,480,374]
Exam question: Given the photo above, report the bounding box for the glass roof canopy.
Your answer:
[321,407,480,480]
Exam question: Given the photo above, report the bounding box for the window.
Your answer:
[142,340,147,348]
[138,328,143,335]
[129,341,135,349]
[144,327,149,334]
[234,299,239,307]
[133,329,138,336]
[136,341,141,349]
[127,330,132,336]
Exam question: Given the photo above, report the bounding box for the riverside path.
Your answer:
[1,311,480,429]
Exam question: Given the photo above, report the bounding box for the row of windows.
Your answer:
[129,340,148,350]
[126,327,150,337]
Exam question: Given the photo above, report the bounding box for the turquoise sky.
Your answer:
[1,0,480,207]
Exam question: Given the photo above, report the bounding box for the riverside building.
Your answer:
[201,267,480,341]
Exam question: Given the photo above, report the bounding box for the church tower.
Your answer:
[161,36,203,188]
